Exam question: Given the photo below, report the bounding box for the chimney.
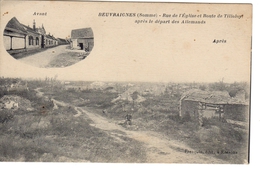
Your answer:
[33,19,36,31]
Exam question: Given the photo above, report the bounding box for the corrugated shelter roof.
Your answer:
[71,28,93,39]
[181,89,249,105]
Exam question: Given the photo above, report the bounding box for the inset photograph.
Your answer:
[3,17,94,68]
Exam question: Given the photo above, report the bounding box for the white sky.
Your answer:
[13,6,93,39]
[0,1,252,83]
[0,0,260,168]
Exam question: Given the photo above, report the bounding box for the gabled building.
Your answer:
[21,20,42,50]
[3,17,28,53]
[71,28,94,51]
[45,33,58,47]
[179,89,249,124]
[36,24,46,48]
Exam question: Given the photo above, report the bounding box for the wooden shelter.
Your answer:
[179,89,249,125]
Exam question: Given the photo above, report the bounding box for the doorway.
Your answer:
[41,35,44,48]
[79,43,83,50]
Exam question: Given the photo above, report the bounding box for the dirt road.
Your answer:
[19,45,69,68]
[75,107,227,163]
[34,88,227,163]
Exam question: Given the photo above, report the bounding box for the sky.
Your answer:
[0,1,252,83]
[9,4,93,39]
[1,1,260,169]
[16,16,71,39]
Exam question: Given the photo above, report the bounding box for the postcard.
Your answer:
[0,1,252,163]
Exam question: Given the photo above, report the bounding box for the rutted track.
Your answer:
[35,88,228,163]
[73,107,227,163]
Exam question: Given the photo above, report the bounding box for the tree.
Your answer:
[199,85,206,91]
[209,80,226,91]
[228,89,238,98]
[132,91,139,101]
[131,91,139,109]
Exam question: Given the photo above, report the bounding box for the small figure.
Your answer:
[102,109,107,114]
[125,114,132,125]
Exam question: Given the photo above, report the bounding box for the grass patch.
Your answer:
[97,93,249,164]
[47,52,90,68]
[0,79,248,163]
[0,86,146,162]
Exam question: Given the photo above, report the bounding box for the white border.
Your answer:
[0,0,259,169]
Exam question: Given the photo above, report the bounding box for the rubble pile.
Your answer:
[0,95,33,111]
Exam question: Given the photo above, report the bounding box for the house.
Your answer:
[71,28,94,51]
[3,17,59,56]
[45,34,58,47]
[57,38,70,45]
[3,17,28,54]
[21,20,42,50]
[36,24,48,48]
[179,89,249,124]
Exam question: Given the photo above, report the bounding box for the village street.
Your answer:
[18,45,85,68]
[18,45,68,68]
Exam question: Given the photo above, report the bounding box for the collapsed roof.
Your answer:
[181,89,249,105]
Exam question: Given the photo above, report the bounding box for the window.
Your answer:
[29,36,33,45]
[36,37,39,45]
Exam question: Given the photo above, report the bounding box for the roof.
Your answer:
[36,27,46,35]
[21,24,40,35]
[57,38,68,43]
[71,28,93,39]
[46,34,57,40]
[181,89,249,105]
[5,17,27,35]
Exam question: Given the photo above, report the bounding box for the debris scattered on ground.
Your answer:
[0,95,34,111]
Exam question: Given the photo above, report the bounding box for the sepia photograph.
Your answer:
[0,0,252,164]
[3,16,94,68]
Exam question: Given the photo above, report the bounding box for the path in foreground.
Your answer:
[18,45,68,68]
[35,85,228,163]
[70,104,228,163]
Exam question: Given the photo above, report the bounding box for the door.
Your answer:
[41,35,44,48]
[79,43,83,50]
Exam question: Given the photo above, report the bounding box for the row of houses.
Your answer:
[3,17,69,55]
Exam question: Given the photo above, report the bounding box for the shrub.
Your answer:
[0,110,14,123]
[199,85,207,91]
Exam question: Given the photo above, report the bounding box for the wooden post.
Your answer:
[10,36,13,50]
[218,108,221,121]
[24,35,26,49]
[198,102,204,127]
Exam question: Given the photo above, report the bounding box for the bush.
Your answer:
[0,110,14,123]
[168,114,181,122]
[199,85,207,91]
